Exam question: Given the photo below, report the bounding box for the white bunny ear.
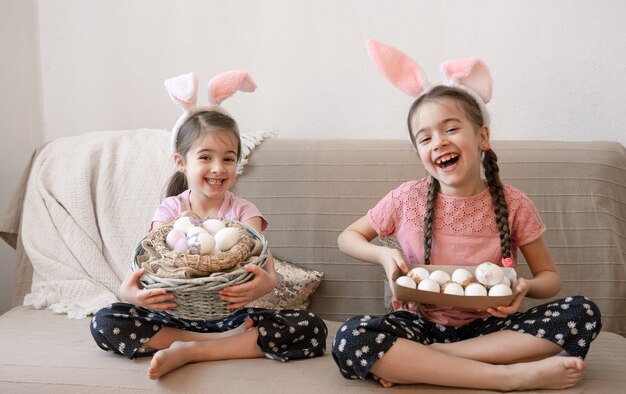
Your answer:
[440,58,492,103]
[208,70,256,105]
[164,73,198,111]
[366,39,430,96]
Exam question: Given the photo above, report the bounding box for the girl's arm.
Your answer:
[489,237,561,317]
[519,237,561,299]
[218,216,277,309]
[338,215,410,283]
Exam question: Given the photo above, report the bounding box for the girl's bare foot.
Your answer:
[148,341,196,380]
[372,374,396,388]
[507,356,585,391]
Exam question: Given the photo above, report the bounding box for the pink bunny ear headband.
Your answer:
[366,39,493,150]
[164,70,257,155]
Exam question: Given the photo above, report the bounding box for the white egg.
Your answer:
[429,270,451,286]
[214,227,241,251]
[202,219,226,235]
[173,216,196,233]
[474,262,505,287]
[165,229,186,250]
[488,283,513,296]
[187,226,209,237]
[395,276,417,289]
[417,278,440,293]
[442,281,464,296]
[451,268,474,286]
[187,232,216,255]
[504,267,518,281]
[407,267,430,283]
[465,282,488,296]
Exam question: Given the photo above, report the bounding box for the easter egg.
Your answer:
[173,237,188,252]
[166,229,186,250]
[187,226,209,237]
[187,232,216,255]
[173,216,196,234]
[214,227,241,251]
[202,219,226,235]
[475,262,505,287]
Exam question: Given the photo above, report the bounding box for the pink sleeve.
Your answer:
[231,197,269,232]
[507,187,547,247]
[367,188,399,238]
[150,197,183,230]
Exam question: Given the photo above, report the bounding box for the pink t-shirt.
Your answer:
[151,190,268,231]
[368,177,546,327]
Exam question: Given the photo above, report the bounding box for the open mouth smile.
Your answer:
[206,178,224,185]
[435,154,459,169]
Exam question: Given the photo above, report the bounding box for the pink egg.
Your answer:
[166,229,186,250]
[173,236,188,252]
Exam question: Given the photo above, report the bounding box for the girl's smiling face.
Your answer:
[174,128,239,212]
[410,98,490,197]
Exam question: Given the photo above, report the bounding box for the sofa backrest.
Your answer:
[233,139,626,335]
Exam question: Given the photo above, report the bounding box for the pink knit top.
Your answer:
[368,177,546,327]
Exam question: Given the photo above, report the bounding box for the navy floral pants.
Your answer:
[332,296,602,380]
[91,303,327,361]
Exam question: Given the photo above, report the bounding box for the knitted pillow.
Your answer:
[250,257,324,310]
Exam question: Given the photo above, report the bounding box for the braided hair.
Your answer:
[407,86,511,264]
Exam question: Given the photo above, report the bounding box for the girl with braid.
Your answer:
[332,40,602,391]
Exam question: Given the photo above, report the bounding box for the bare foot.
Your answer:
[148,341,196,380]
[372,374,396,388]
[507,356,585,391]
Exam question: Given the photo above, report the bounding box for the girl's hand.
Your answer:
[379,248,410,299]
[486,277,530,318]
[119,268,176,311]
[219,263,276,309]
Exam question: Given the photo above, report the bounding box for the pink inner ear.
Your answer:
[164,73,198,110]
[209,70,257,105]
[440,58,492,103]
[366,39,429,96]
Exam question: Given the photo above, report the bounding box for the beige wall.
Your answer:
[0,0,43,314]
[1,0,625,314]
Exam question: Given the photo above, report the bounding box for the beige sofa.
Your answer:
[1,129,625,393]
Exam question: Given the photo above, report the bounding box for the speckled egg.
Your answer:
[407,267,430,283]
[442,281,465,296]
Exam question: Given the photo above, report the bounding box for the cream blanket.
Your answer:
[10,128,271,319]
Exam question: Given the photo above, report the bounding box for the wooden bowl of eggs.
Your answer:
[393,262,518,309]
[130,214,268,320]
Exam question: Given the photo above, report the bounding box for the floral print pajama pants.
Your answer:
[91,303,327,361]
[332,296,602,380]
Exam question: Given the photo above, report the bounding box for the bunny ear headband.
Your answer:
[365,39,493,149]
[164,70,257,155]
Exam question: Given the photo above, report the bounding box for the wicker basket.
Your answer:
[130,221,268,320]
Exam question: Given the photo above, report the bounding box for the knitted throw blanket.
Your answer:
[20,128,272,319]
